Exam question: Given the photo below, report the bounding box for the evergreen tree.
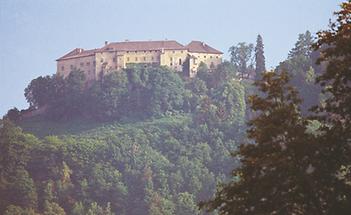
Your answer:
[277,39,321,115]
[312,1,351,213]
[313,0,351,131]
[255,34,266,79]
[288,31,314,58]
[200,71,325,214]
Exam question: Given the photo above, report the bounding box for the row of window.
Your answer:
[125,50,184,54]
[126,56,156,62]
[60,54,220,71]
[61,61,97,71]
[198,55,219,59]
[169,58,182,66]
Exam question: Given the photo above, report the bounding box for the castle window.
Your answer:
[86,62,90,66]
[181,51,183,53]
[135,57,138,61]
[151,57,154,60]
[113,57,117,62]
[127,51,129,53]
[170,57,173,61]
[150,50,152,53]
[216,56,219,59]
[204,55,207,58]
[210,56,213,59]
[144,51,146,53]
[127,57,130,61]
[135,51,137,54]
[179,59,182,65]
[143,57,146,61]
[173,51,175,53]
[61,66,64,71]
[100,59,103,62]
[170,62,173,66]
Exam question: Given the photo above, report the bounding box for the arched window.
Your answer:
[179,58,182,65]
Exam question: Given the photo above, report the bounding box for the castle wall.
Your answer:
[188,52,222,77]
[160,50,188,72]
[57,55,96,80]
[95,51,121,77]
[123,50,161,67]
[56,41,223,79]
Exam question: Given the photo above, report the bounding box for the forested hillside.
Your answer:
[0,34,322,215]
[1,60,248,214]
[2,2,350,213]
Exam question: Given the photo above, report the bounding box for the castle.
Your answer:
[56,40,223,79]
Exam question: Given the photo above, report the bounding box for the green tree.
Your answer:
[148,192,175,215]
[201,71,325,214]
[71,202,85,215]
[176,192,199,215]
[255,34,266,79]
[0,120,40,212]
[24,76,54,109]
[10,168,38,209]
[288,31,314,59]
[146,67,185,116]
[278,53,320,114]
[43,201,66,215]
[229,42,254,78]
[87,71,128,120]
[278,30,321,114]
[61,70,86,117]
[4,107,21,123]
[184,78,208,112]
[86,202,114,215]
[312,1,351,213]
[4,205,38,215]
[211,79,246,125]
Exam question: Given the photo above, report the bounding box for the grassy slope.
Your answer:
[19,114,191,138]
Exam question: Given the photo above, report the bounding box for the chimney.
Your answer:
[105,41,108,45]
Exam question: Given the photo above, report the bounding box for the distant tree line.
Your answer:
[19,62,247,126]
[23,66,185,121]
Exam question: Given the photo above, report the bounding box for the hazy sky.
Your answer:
[0,0,344,116]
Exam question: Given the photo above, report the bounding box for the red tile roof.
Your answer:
[102,40,187,52]
[57,40,222,61]
[186,41,223,54]
[57,48,99,61]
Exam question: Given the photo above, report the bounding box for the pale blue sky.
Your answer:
[0,0,343,116]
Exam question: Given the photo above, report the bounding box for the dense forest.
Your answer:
[1,1,350,214]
